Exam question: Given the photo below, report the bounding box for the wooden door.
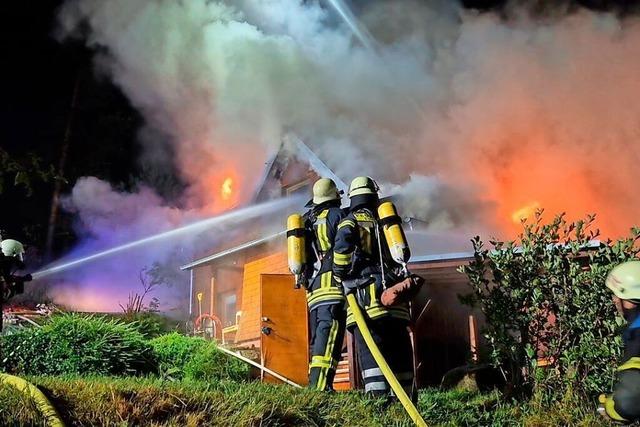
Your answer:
[260,274,309,386]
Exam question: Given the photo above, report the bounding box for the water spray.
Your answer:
[325,0,426,116]
[32,196,303,280]
[326,0,377,52]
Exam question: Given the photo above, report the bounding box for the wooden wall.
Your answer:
[235,252,291,345]
[410,259,484,386]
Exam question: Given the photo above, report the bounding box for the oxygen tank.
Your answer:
[287,214,306,281]
[377,202,411,267]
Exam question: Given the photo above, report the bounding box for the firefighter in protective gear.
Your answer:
[332,176,414,399]
[598,261,640,423]
[297,178,347,391]
[1,239,33,331]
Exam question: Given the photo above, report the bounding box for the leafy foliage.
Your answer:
[460,211,640,398]
[0,148,59,196]
[119,268,161,315]
[124,312,177,339]
[150,333,249,382]
[150,332,207,380]
[0,314,155,376]
[183,340,249,383]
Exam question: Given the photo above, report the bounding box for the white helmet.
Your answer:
[1,239,25,261]
[312,178,341,205]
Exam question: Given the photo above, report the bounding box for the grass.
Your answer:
[0,375,613,426]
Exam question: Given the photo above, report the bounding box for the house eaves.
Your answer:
[286,135,348,194]
[180,231,286,271]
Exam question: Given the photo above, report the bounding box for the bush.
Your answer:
[150,333,207,378]
[150,333,248,382]
[183,341,249,383]
[1,314,156,376]
[118,312,178,339]
[460,211,639,398]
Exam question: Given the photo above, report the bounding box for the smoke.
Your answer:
[46,177,300,312]
[48,177,198,312]
[51,0,640,309]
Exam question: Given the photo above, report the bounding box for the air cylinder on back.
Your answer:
[377,202,411,266]
[287,214,306,277]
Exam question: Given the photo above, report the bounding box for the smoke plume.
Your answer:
[50,0,640,309]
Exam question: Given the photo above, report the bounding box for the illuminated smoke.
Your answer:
[51,1,640,309]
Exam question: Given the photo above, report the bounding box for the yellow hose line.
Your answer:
[347,294,428,427]
[0,374,65,427]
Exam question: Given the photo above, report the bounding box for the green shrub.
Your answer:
[183,341,249,383]
[150,332,207,379]
[150,333,249,382]
[1,314,156,376]
[460,211,639,398]
[118,312,177,339]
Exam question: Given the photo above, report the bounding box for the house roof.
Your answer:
[286,136,348,194]
[180,229,474,271]
[180,228,602,272]
[251,135,348,203]
[180,231,285,271]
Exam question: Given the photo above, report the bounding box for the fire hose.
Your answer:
[346,294,427,427]
[0,373,65,427]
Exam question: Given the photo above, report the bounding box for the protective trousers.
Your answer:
[309,303,346,391]
[353,317,414,400]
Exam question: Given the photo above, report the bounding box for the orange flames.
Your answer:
[221,177,233,201]
[511,202,540,224]
[195,169,242,214]
[472,137,613,237]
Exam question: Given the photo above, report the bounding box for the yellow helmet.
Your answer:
[348,176,379,198]
[312,178,341,205]
[606,261,640,302]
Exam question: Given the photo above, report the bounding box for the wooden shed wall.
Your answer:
[235,252,290,344]
[411,259,483,386]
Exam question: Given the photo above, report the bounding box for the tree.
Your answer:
[0,148,58,197]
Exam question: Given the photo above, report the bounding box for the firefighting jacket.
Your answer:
[0,254,28,300]
[604,316,640,423]
[332,207,410,326]
[303,202,346,311]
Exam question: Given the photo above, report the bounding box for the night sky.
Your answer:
[1,0,639,257]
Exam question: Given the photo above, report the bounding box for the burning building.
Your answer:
[180,136,480,389]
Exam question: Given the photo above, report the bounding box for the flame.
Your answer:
[511,202,540,223]
[221,177,233,201]
[472,135,609,237]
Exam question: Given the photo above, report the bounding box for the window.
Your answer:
[218,292,237,327]
[284,179,311,197]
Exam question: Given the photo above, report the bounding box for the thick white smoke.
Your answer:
[51,0,640,309]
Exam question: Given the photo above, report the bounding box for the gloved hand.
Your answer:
[598,394,627,423]
[23,274,33,282]
[334,276,357,295]
[598,394,610,419]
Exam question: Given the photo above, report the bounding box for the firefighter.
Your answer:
[298,178,347,391]
[332,176,414,400]
[0,239,32,331]
[598,261,640,423]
